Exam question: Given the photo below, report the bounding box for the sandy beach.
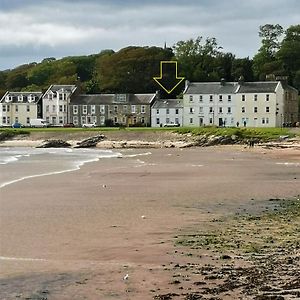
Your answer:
[0,146,299,299]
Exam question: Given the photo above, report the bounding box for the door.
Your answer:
[219,118,223,127]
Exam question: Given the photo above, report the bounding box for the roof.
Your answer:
[237,81,279,93]
[152,99,183,109]
[185,82,238,94]
[70,93,157,105]
[45,84,77,94]
[0,91,43,104]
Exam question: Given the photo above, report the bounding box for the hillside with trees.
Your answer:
[0,24,299,99]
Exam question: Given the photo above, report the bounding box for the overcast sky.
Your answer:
[0,0,299,70]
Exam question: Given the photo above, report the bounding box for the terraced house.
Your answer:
[69,93,157,127]
[0,92,43,126]
[183,79,298,127]
[42,85,77,125]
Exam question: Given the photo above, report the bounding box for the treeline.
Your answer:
[0,24,299,98]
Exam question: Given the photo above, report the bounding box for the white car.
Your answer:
[82,122,96,128]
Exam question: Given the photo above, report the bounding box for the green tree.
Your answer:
[253,24,284,79]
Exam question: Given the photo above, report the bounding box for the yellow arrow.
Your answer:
[153,61,185,94]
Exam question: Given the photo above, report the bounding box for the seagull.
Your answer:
[141,215,146,219]
[123,274,129,281]
[102,184,107,188]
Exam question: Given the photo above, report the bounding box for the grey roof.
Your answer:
[0,91,43,103]
[70,93,156,105]
[185,82,238,94]
[46,84,77,94]
[237,81,278,93]
[152,99,183,109]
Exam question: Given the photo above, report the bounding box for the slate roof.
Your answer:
[185,82,238,94]
[45,84,77,94]
[237,82,279,93]
[70,93,156,105]
[0,91,43,103]
[152,99,183,109]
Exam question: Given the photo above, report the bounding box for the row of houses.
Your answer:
[0,79,298,128]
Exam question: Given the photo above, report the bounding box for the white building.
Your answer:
[0,91,43,127]
[183,80,298,127]
[151,99,183,127]
[42,85,77,125]
[183,80,238,127]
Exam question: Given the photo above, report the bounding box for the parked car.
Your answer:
[11,122,23,128]
[30,118,49,128]
[163,123,180,127]
[63,123,75,128]
[82,122,96,128]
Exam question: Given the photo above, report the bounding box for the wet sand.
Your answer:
[0,146,299,299]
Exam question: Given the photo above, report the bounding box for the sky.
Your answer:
[0,0,299,71]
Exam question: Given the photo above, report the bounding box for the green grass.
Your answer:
[175,127,296,141]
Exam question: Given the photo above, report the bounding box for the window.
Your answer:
[26,105,30,112]
[199,95,203,102]
[166,108,170,114]
[209,118,213,124]
[91,105,96,114]
[219,107,223,113]
[123,105,127,113]
[15,105,18,113]
[59,105,63,112]
[116,94,126,102]
[175,118,179,124]
[131,105,136,113]
[64,105,66,112]
[2,105,6,112]
[81,116,86,124]
[100,105,105,114]
[156,118,160,125]
[100,116,105,125]
[114,106,118,113]
[52,105,56,113]
[190,118,193,124]
[141,117,145,124]
[209,107,213,113]
[228,95,231,101]
[83,105,87,114]
[141,105,145,113]
[189,107,194,114]
[266,107,270,113]
[209,95,213,102]
[227,107,231,113]
[114,116,118,123]
[46,117,50,123]
[2,117,6,124]
[254,94,257,101]
[266,94,269,101]
[26,117,30,124]
[59,116,63,124]
[73,105,78,114]
[18,95,23,102]
[73,116,78,125]
[189,95,193,102]
[266,117,269,124]
[59,94,63,101]
[6,117,10,124]
[242,95,245,101]
[156,109,159,114]
[262,118,265,124]
[175,108,179,114]
[219,95,223,101]
[242,107,245,113]
[254,107,258,113]
[199,107,203,113]
[48,93,52,100]
[15,117,18,123]
[166,117,170,124]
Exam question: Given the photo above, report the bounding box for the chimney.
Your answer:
[220,78,225,86]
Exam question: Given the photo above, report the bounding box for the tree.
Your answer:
[253,24,284,79]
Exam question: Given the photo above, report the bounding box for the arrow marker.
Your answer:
[153,61,185,94]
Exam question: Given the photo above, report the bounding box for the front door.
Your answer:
[219,118,223,127]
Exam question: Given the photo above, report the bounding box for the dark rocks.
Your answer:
[154,293,179,299]
[37,139,71,148]
[75,134,106,148]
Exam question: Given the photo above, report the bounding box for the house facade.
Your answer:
[0,92,43,126]
[183,80,298,127]
[42,85,77,125]
[69,93,157,127]
[151,99,183,127]
[183,81,237,127]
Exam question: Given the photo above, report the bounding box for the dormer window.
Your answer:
[18,95,23,102]
[116,94,127,102]
[48,93,53,100]
[5,95,13,102]
[28,95,35,102]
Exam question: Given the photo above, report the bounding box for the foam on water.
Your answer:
[0,147,121,188]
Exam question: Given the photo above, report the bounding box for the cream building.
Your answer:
[0,92,43,126]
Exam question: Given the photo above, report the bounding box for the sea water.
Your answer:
[0,147,121,189]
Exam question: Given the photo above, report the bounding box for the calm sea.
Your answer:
[0,147,121,189]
